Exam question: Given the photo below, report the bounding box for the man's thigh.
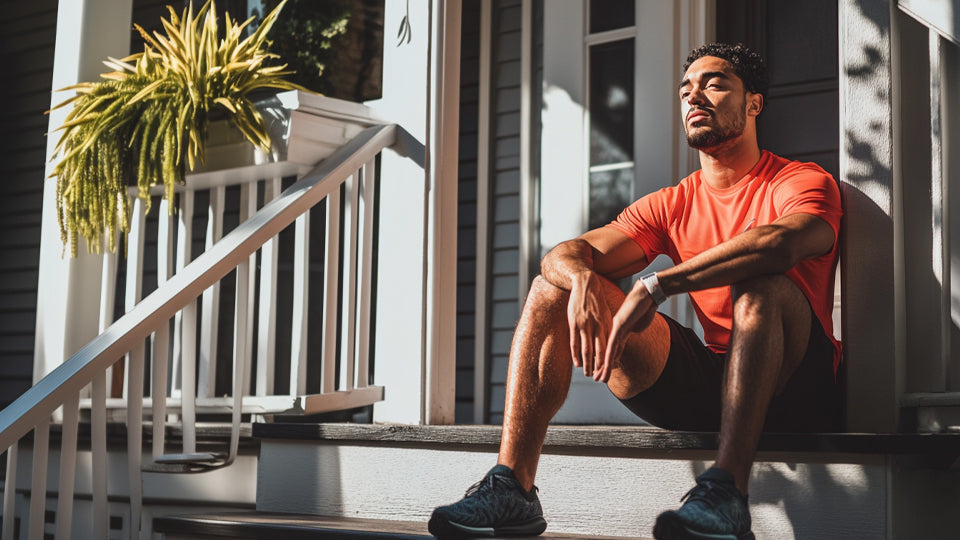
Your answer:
[615,311,841,432]
[616,315,725,431]
[765,312,842,432]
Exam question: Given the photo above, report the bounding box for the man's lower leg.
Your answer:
[714,276,810,495]
[497,277,575,491]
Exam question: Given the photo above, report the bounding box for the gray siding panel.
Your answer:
[484,0,543,423]
[0,1,58,411]
[455,0,483,423]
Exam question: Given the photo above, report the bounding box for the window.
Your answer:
[586,1,635,229]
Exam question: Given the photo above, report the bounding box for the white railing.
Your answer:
[0,99,424,539]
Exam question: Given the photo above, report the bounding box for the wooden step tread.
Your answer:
[153,512,646,539]
[254,423,960,455]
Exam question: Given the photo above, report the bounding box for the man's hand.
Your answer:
[567,272,613,380]
[601,279,659,382]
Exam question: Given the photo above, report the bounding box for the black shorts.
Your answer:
[618,311,842,432]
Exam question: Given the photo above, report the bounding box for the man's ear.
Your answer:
[747,93,763,116]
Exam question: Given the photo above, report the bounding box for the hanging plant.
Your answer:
[49,0,306,256]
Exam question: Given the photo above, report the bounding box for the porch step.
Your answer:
[153,511,641,539]
[251,423,960,539]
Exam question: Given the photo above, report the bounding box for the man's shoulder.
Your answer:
[764,152,834,182]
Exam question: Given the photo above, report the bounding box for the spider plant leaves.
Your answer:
[49,0,308,256]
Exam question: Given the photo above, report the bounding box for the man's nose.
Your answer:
[685,87,707,107]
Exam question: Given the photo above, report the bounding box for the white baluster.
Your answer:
[341,173,360,391]
[357,159,378,388]
[322,191,342,394]
[239,183,257,402]
[257,178,282,396]
[56,394,79,540]
[94,234,115,539]
[290,212,312,396]
[124,198,147,398]
[99,244,118,394]
[199,187,225,398]
[176,191,197,454]
[28,419,49,540]
[2,442,17,540]
[126,346,144,540]
[230,259,250,464]
[91,372,108,540]
[124,196,146,540]
[152,201,174,459]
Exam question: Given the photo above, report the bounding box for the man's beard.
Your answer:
[685,112,746,150]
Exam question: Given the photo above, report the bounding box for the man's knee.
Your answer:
[730,274,803,325]
[523,275,569,314]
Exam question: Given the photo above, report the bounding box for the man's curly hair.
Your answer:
[684,43,769,99]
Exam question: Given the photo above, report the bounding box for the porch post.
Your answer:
[368,0,431,424]
[34,0,133,381]
[423,0,461,425]
[838,0,901,432]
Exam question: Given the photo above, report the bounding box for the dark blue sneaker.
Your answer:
[653,467,754,540]
[428,464,547,538]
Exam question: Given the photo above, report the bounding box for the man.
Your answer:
[428,42,842,540]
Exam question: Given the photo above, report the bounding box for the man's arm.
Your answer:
[540,227,649,378]
[601,212,836,380]
[541,227,649,289]
[658,212,835,295]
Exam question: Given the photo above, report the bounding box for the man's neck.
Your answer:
[697,139,762,189]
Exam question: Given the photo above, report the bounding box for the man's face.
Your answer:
[678,56,752,150]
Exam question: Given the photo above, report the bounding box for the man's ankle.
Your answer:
[495,461,535,492]
[705,464,749,497]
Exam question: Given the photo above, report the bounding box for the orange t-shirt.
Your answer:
[607,150,843,373]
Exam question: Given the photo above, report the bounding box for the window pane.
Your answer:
[589,167,633,229]
[589,39,634,166]
[590,0,635,34]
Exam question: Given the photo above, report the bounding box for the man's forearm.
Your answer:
[657,222,806,297]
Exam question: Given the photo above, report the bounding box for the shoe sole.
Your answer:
[429,517,547,538]
[653,514,754,540]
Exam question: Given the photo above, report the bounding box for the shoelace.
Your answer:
[680,479,729,505]
[464,475,494,497]
[463,474,538,498]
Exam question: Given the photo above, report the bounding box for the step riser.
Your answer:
[257,441,889,538]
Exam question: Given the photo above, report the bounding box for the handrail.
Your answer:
[0,122,423,452]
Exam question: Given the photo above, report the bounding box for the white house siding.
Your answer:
[0,2,58,412]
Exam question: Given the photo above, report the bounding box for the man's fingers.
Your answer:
[580,329,594,376]
[569,327,582,367]
[592,334,605,381]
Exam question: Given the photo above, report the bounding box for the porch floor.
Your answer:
[153,511,646,539]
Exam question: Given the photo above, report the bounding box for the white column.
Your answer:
[839,0,901,432]
[34,0,134,381]
[423,0,461,425]
[365,0,431,424]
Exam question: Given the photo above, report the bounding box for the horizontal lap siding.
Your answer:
[486,0,524,425]
[0,2,58,411]
[456,0,482,423]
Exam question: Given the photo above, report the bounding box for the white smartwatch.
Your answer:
[639,272,668,306]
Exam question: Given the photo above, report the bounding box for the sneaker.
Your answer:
[428,464,547,538]
[653,467,754,540]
